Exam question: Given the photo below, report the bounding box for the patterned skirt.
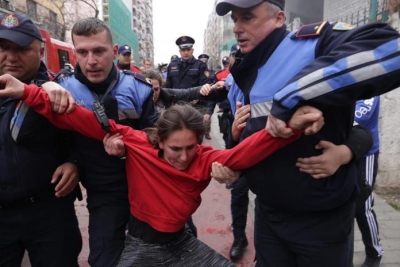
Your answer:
[117,231,235,267]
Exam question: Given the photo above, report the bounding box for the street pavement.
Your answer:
[22,109,400,267]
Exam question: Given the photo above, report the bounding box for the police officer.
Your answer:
[198,53,216,82]
[158,63,168,80]
[215,0,400,266]
[198,53,218,140]
[170,54,179,62]
[198,53,209,62]
[51,18,159,267]
[0,13,81,266]
[115,44,141,73]
[218,43,238,147]
[165,36,210,88]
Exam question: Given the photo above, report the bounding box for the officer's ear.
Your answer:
[113,44,119,59]
[275,11,286,27]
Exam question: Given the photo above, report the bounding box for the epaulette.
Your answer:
[52,68,74,81]
[332,22,356,31]
[122,70,152,86]
[292,21,329,39]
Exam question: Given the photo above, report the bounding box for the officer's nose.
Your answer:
[87,52,97,65]
[6,49,19,62]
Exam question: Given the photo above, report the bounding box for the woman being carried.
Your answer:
[0,74,324,267]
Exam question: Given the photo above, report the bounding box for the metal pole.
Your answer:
[369,0,378,22]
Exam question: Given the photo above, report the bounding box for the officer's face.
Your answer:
[73,31,117,84]
[179,47,193,61]
[118,52,131,65]
[0,39,44,83]
[159,128,198,171]
[231,2,285,54]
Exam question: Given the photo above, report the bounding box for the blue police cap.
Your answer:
[176,36,195,49]
[216,0,285,16]
[118,44,132,55]
[222,56,230,63]
[0,13,42,47]
[230,43,239,55]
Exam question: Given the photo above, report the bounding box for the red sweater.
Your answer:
[215,68,230,81]
[22,84,300,232]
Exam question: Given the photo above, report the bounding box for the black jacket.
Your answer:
[0,63,72,204]
[165,57,211,89]
[230,22,400,212]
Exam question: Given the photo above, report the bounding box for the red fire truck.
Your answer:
[39,29,76,75]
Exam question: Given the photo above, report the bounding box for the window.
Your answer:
[58,49,69,70]
[49,10,57,33]
[26,0,37,21]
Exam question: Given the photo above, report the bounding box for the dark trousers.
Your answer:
[0,193,81,267]
[217,110,232,148]
[86,190,130,267]
[355,152,383,257]
[254,198,355,267]
[231,175,249,239]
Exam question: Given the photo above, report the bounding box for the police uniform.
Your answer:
[217,0,400,264]
[158,63,168,80]
[116,44,142,74]
[0,13,81,267]
[165,36,211,88]
[198,53,216,82]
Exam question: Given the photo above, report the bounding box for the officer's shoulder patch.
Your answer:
[52,68,73,82]
[123,70,152,86]
[204,71,210,77]
[332,22,356,31]
[293,21,329,38]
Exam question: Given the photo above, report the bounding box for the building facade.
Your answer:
[203,0,234,71]
[0,0,66,40]
[132,0,154,67]
[100,0,154,66]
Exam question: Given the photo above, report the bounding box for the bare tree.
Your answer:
[73,0,99,18]
[49,0,99,41]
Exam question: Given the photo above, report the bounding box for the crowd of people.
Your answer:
[1,0,400,266]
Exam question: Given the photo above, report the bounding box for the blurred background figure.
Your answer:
[143,59,153,70]
[115,44,141,73]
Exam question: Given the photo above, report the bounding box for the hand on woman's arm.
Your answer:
[211,162,241,184]
[267,106,324,138]
[268,105,324,137]
[103,133,126,157]
[41,81,76,114]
